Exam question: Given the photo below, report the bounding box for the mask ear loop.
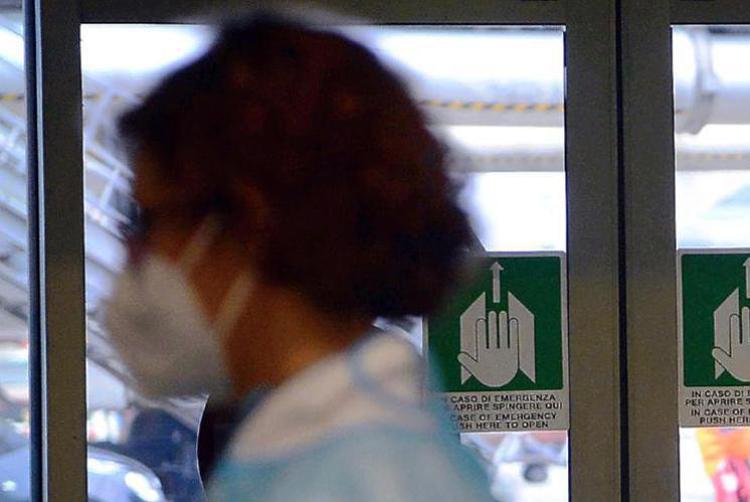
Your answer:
[179,217,222,271]
[179,216,254,336]
[214,273,254,338]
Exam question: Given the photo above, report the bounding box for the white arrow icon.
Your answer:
[744,258,750,299]
[458,262,536,387]
[491,262,503,304]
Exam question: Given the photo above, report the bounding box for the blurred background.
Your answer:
[0,12,745,501]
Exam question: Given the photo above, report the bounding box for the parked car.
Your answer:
[92,407,202,502]
[0,343,202,501]
[0,418,165,502]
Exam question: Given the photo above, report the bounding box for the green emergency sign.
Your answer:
[425,253,568,432]
[679,250,750,427]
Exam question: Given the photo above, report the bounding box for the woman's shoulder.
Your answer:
[209,334,497,500]
[224,333,433,459]
[210,424,496,502]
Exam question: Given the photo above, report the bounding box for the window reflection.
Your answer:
[77,24,571,501]
[0,10,30,502]
[82,23,211,502]
[674,26,750,502]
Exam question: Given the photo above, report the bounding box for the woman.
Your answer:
[106,13,496,501]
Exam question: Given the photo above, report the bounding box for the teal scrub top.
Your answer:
[207,333,498,502]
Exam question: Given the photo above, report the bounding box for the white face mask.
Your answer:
[106,219,252,401]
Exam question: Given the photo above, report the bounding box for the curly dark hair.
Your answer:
[118,14,472,319]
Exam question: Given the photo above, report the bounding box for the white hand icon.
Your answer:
[712,306,750,382]
[457,311,520,388]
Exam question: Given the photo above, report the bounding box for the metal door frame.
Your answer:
[26,1,86,501]
[620,0,750,500]
[27,0,622,500]
[620,0,679,499]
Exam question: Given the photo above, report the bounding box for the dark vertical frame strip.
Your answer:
[671,0,750,24]
[565,1,623,500]
[23,0,41,500]
[615,0,630,498]
[620,0,680,500]
[33,0,87,500]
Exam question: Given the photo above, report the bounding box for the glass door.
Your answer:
[620,1,750,501]
[79,23,572,502]
[673,25,750,502]
[30,0,622,500]
[0,7,31,502]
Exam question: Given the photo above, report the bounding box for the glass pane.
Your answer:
[82,23,568,502]
[82,25,212,502]
[674,26,750,502]
[351,26,568,501]
[0,10,31,502]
